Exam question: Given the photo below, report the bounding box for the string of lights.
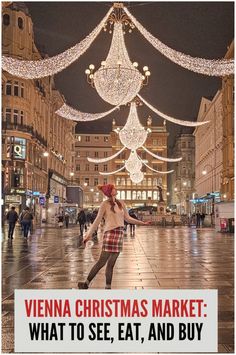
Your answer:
[56,102,119,121]
[124,6,234,77]
[141,159,174,174]
[2,7,113,79]
[87,147,126,163]
[99,165,125,175]
[142,145,182,162]
[138,94,210,127]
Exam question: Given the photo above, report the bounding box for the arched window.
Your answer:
[18,17,24,29]
[3,14,10,26]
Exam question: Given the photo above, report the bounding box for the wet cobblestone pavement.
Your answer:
[1,224,234,353]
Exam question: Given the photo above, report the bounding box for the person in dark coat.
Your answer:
[201,212,205,227]
[6,206,18,239]
[129,210,138,235]
[65,213,70,228]
[77,209,87,236]
[196,211,201,228]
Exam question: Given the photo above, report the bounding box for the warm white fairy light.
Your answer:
[88,147,126,163]
[138,94,210,127]
[130,171,144,184]
[92,22,144,105]
[99,166,125,175]
[142,146,182,162]
[2,8,113,79]
[119,102,148,149]
[141,160,174,174]
[56,103,119,122]
[125,150,142,173]
[124,6,234,77]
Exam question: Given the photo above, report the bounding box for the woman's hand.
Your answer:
[143,221,152,225]
[83,234,91,244]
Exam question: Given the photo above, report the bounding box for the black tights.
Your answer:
[87,251,119,288]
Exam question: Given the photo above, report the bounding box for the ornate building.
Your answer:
[2,3,75,222]
[170,134,195,215]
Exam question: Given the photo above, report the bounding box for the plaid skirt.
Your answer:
[102,227,124,253]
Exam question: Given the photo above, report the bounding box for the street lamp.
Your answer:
[174,187,178,192]
[202,163,214,216]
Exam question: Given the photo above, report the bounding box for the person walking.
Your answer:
[6,206,18,239]
[128,209,138,235]
[196,211,201,228]
[201,212,205,227]
[21,207,33,239]
[57,214,64,228]
[65,213,70,228]
[77,209,87,236]
[78,184,150,290]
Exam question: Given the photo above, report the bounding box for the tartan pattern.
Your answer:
[102,227,124,253]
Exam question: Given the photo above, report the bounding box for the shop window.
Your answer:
[3,14,10,26]
[18,17,24,29]
[6,81,11,95]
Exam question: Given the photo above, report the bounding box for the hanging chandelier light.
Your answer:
[85,6,150,106]
[119,101,149,149]
[130,170,144,184]
[124,150,142,173]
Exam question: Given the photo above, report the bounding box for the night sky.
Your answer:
[26,1,234,147]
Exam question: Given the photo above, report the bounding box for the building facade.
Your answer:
[193,91,223,216]
[2,3,75,222]
[169,134,195,215]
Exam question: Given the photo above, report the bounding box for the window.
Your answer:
[77,136,81,141]
[20,111,24,125]
[116,177,121,185]
[6,108,11,123]
[188,142,191,148]
[103,165,108,172]
[148,178,152,186]
[182,142,186,148]
[158,177,162,186]
[153,191,158,200]
[103,178,107,185]
[85,164,89,171]
[18,17,24,29]
[6,81,11,95]
[76,165,80,171]
[94,178,98,186]
[85,178,89,186]
[95,136,99,141]
[133,191,137,200]
[21,83,24,98]
[3,14,10,26]
[14,81,19,96]
[142,191,146,200]
[158,151,162,156]
[147,191,152,198]
[13,110,18,125]
[104,136,109,142]
[85,136,90,142]
[121,191,125,199]
[85,152,89,157]
[126,190,131,200]
[94,164,98,171]
[13,167,24,187]
[153,139,157,145]
[104,152,108,158]
[94,152,99,158]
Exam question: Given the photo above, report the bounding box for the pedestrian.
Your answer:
[65,213,70,228]
[21,207,33,239]
[171,215,175,228]
[57,214,64,228]
[128,209,138,235]
[196,211,201,228]
[91,209,99,242]
[77,209,87,236]
[78,184,150,290]
[201,212,205,227]
[6,206,18,239]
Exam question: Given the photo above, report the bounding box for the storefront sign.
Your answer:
[7,137,26,160]
[39,196,45,205]
[5,195,22,204]
[32,191,40,196]
[54,195,59,203]
[10,188,26,195]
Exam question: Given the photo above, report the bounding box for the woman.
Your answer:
[78,184,150,290]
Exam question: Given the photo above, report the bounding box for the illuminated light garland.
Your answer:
[141,159,174,174]
[93,22,143,105]
[2,8,113,79]
[56,103,119,122]
[99,165,125,175]
[119,102,148,149]
[130,171,144,184]
[124,7,234,77]
[138,95,209,127]
[87,147,126,163]
[142,145,182,162]
[125,150,142,173]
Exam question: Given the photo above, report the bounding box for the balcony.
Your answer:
[2,122,48,147]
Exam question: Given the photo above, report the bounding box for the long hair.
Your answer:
[108,197,123,213]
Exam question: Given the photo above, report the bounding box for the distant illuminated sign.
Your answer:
[32,191,40,196]
[54,196,59,203]
[39,196,45,205]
